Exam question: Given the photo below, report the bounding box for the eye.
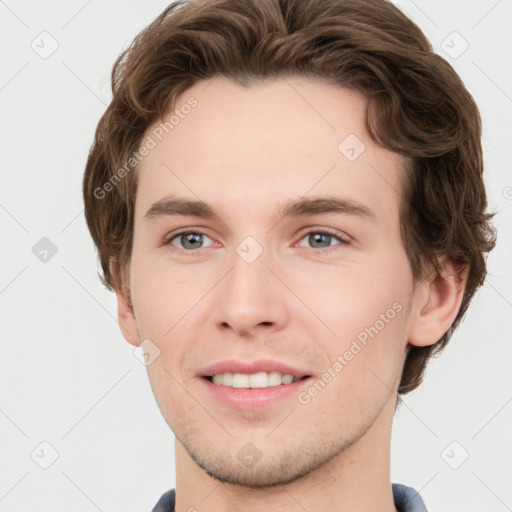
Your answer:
[163,227,350,253]
[296,228,350,251]
[165,230,216,251]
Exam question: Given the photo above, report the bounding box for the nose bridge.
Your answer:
[228,234,273,307]
[215,233,287,334]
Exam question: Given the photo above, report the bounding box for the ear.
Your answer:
[109,259,141,347]
[408,259,468,347]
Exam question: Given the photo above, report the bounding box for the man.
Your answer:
[82,0,496,510]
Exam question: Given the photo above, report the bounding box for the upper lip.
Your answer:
[198,359,312,379]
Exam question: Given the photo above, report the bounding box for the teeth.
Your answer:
[232,373,249,388]
[210,371,299,388]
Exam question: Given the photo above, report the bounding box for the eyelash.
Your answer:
[163,227,350,254]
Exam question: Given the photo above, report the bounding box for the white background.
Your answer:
[0,0,511,510]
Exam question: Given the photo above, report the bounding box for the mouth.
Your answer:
[203,371,311,388]
[198,360,313,410]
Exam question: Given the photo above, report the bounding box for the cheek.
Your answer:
[305,251,411,389]
[296,249,410,334]
[128,259,195,384]
[306,307,408,426]
[130,247,194,327]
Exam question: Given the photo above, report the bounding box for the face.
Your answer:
[119,76,429,486]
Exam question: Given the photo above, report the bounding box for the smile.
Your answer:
[207,371,304,388]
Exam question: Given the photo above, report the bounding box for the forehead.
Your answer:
[135,76,406,224]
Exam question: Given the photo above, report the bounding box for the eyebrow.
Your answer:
[144,195,376,222]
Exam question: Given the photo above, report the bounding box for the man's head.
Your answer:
[82,0,496,487]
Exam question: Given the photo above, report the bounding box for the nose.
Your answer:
[213,241,290,338]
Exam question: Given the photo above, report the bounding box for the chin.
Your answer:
[178,431,355,488]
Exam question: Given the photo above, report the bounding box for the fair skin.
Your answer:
[112,76,466,512]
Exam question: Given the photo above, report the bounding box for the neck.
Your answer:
[174,394,398,512]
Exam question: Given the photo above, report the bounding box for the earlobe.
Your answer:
[109,258,141,347]
[408,260,468,348]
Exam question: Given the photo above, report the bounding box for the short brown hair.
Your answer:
[83,0,497,394]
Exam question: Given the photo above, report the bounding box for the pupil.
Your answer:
[311,233,330,248]
[184,233,202,248]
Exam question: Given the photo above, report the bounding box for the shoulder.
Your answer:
[392,483,428,512]
[151,489,175,512]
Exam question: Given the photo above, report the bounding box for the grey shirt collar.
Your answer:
[152,483,428,511]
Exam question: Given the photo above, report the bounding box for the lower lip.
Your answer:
[200,377,312,411]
